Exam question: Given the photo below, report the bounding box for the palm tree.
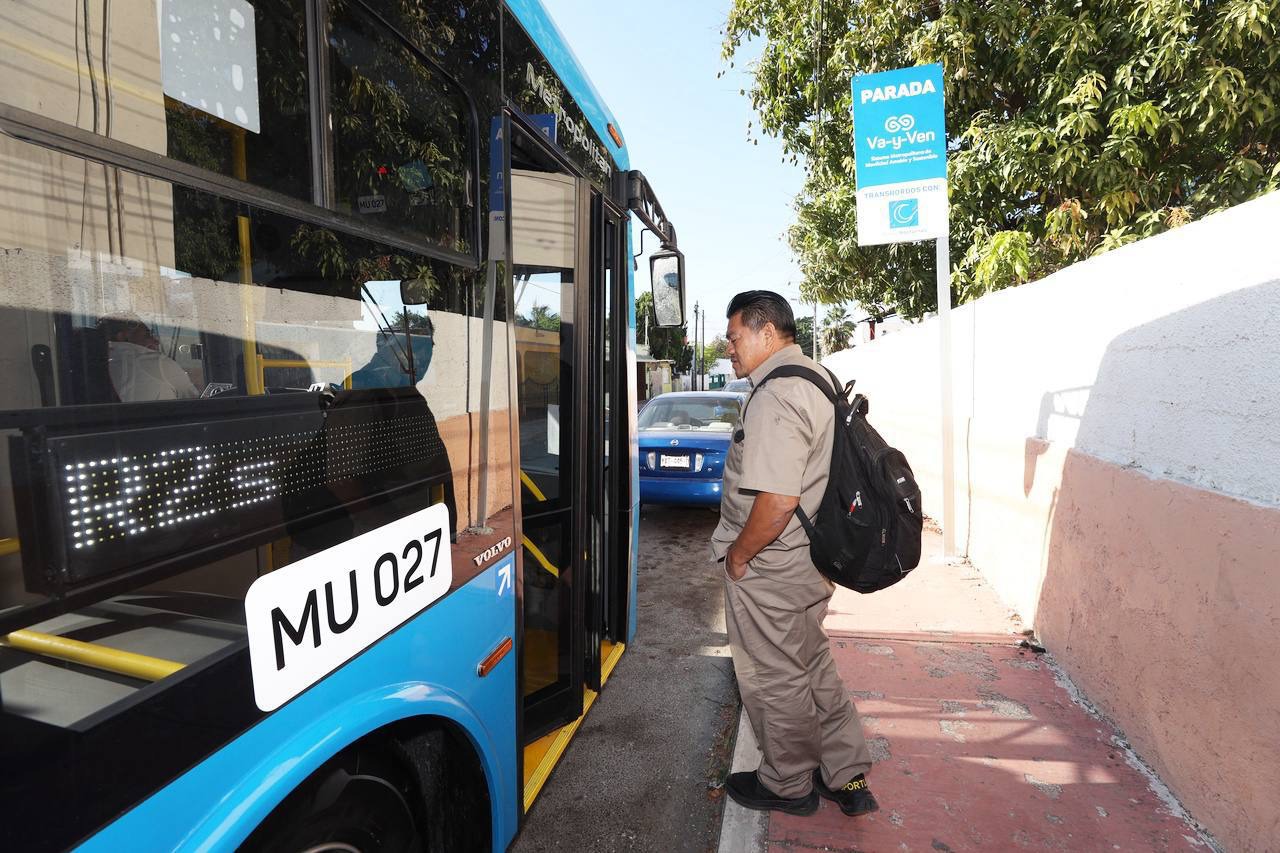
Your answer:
[821,306,856,356]
[519,302,560,331]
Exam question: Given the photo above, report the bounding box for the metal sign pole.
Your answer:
[936,235,956,558]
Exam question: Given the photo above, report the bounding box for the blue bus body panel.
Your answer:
[78,559,518,853]
[506,0,630,173]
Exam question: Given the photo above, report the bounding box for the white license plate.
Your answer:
[659,454,690,469]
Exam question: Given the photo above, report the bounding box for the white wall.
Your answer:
[821,193,1280,851]
[824,189,1280,620]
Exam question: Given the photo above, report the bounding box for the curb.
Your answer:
[716,707,767,853]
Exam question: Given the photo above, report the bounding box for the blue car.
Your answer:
[638,391,747,506]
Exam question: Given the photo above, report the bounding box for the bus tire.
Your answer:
[241,746,422,853]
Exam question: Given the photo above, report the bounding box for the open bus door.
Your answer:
[510,117,634,731]
[511,118,683,806]
[510,119,588,741]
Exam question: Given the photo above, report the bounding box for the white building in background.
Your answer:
[707,358,733,389]
[634,343,672,401]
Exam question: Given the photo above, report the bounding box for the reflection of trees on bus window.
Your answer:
[329,0,474,254]
[163,0,311,200]
[518,303,561,331]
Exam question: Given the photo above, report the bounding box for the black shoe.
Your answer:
[725,771,819,815]
[813,769,879,816]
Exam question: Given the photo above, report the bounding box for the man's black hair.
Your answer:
[96,315,151,340]
[726,290,796,340]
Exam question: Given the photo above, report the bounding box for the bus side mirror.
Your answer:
[649,248,685,327]
[400,275,433,306]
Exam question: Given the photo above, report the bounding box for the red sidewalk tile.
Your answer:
[767,638,1208,852]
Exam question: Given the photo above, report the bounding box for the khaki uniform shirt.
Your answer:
[711,344,835,584]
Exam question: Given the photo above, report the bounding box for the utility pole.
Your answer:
[701,308,706,390]
[692,301,700,391]
[813,301,820,361]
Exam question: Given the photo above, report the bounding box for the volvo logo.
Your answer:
[472,536,513,568]
[670,439,679,446]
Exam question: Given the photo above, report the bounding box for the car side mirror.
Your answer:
[649,248,685,327]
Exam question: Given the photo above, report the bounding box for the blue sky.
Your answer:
[540,0,811,344]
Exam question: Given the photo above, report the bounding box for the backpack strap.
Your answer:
[753,364,843,403]
[736,363,851,532]
[737,363,847,441]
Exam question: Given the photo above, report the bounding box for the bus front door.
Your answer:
[511,124,589,741]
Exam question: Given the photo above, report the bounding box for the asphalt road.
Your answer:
[511,505,737,853]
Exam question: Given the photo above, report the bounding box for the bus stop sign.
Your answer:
[851,63,947,246]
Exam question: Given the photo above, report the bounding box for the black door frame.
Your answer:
[604,202,633,647]
[509,111,588,741]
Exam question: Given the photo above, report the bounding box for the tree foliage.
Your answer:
[702,335,730,370]
[636,292,694,372]
[821,305,857,354]
[794,315,816,359]
[724,0,1280,318]
[516,303,561,331]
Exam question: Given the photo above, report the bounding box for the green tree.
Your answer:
[516,303,561,331]
[794,315,815,360]
[390,308,433,332]
[702,335,730,370]
[821,306,856,355]
[724,0,1280,319]
[636,292,694,373]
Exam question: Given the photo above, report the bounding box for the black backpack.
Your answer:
[747,365,923,593]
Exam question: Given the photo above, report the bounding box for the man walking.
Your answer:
[713,290,878,817]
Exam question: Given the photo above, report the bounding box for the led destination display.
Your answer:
[13,391,455,595]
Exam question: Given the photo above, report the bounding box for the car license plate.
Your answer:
[659,454,690,469]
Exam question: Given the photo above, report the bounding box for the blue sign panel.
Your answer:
[488,113,557,212]
[851,64,947,245]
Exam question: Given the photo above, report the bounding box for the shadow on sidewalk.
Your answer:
[719,526,1212,852]
[762,635,1208,852]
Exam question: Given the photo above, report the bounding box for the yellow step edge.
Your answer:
[522,641,627,811]
[523,688,598,811]
[601,639,625,684]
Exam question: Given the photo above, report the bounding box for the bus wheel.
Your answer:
[242,750,422,853]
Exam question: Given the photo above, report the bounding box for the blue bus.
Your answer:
[0,1,684,849]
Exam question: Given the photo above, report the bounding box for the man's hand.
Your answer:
[725,491,801,582]
[725,542,750,581]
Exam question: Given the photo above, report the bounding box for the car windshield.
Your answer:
[638,397,742,432]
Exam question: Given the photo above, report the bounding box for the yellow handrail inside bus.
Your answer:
[520,470,548,503]
[232,127,265,397]
[0,538,18,557]
[522,536,559,579]
[258,357,354,390]
[518,471,560,576]
[3,630,185,682]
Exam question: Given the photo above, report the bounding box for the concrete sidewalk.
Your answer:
[719,527,1214,852]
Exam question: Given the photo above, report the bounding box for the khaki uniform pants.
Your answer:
[724,564,873,799]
